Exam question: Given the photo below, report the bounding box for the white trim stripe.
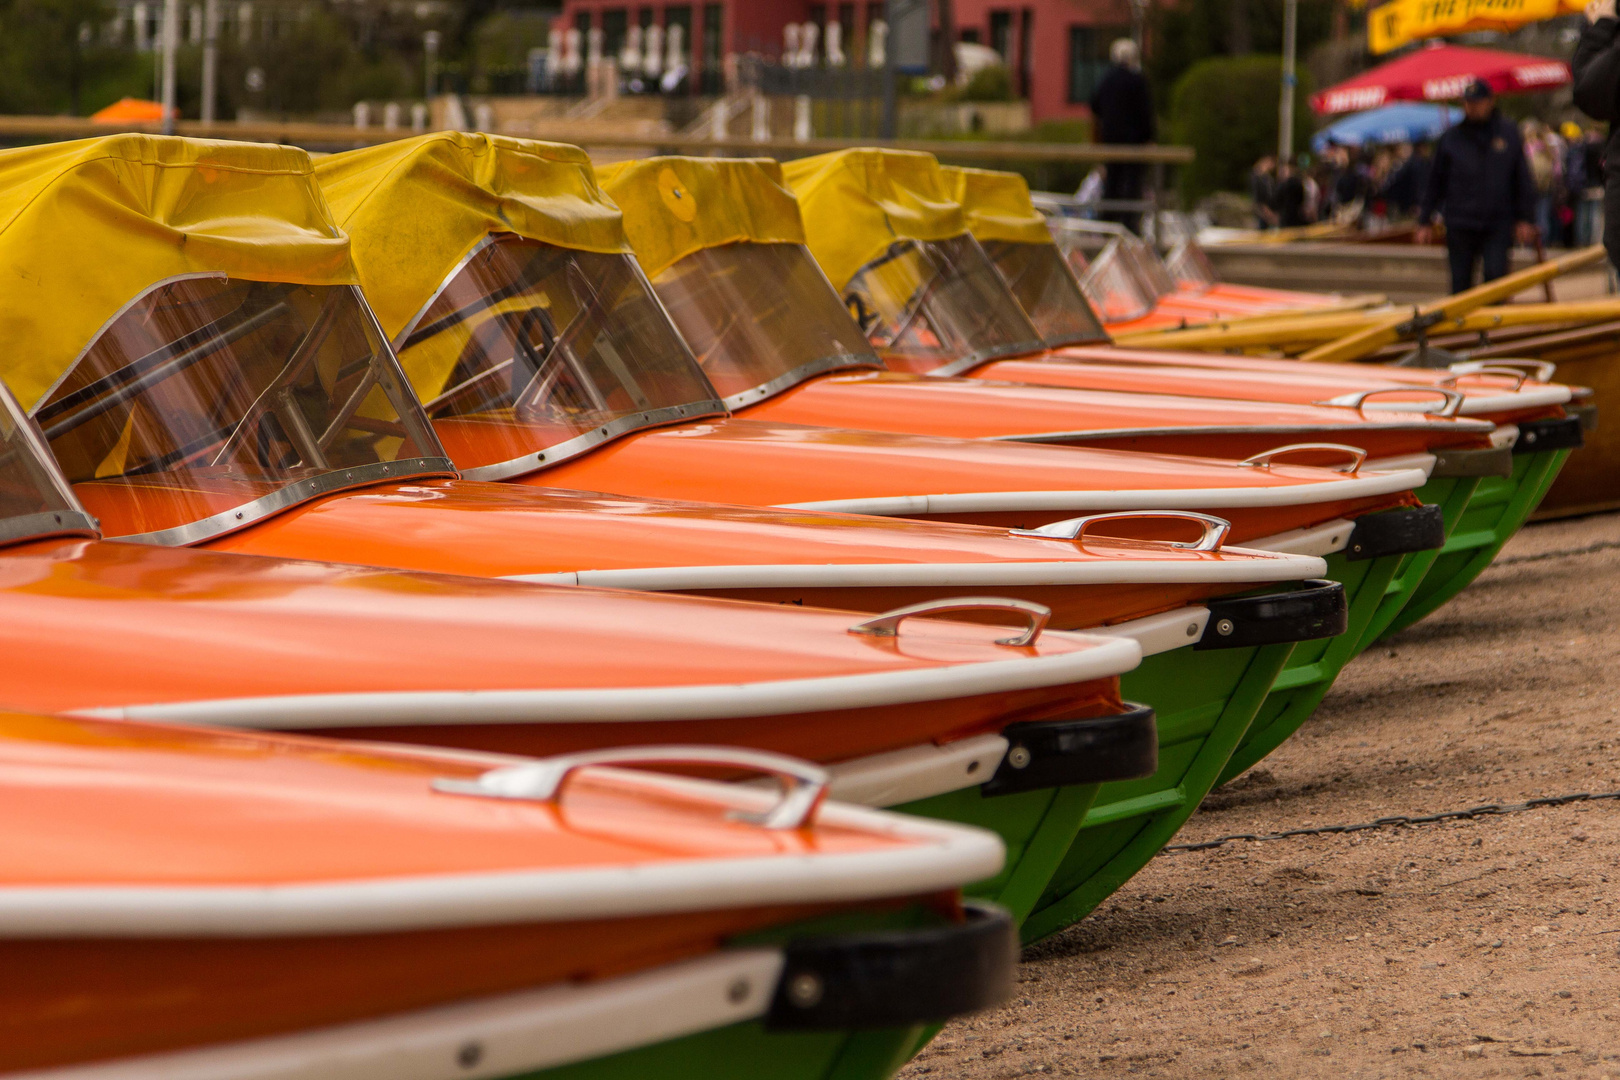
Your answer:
[774,468,1429,517]
[0,794,1002,937]
[7,949,787,1080]
[70,634,1143,729]
[501,552,1330,592]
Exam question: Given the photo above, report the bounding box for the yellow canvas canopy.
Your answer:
[1369,0,1584,54]
[0,134,355,413]
[594,157,806,279]
[938,166,1054,247]
[780,148,967,292]
[314,132,630,343]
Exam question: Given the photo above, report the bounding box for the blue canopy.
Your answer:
[1310,103,1462,152]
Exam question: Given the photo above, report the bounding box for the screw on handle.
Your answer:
[848,597,1052,647]
[432,745,829,830]
[1450,358,1555,383]
[1014,510,1232,552]
[1238,442,1368,474]
[1320,386,1465,418]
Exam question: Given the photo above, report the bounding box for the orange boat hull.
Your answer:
[737,370,1495,460]
[531,418,1421,544]
[1,536,1124,761]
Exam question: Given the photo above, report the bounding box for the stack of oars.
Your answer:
[1115,246,1620,519]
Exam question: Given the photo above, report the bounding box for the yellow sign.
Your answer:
[1370,0,1581,54]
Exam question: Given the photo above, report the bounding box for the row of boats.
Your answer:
[0,131,1589,1078]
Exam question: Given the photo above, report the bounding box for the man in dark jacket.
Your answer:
[1090,37,1155,231]
[1573,0,1620,270]
[1416,79,1537,293]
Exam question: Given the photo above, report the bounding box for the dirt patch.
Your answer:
[903,512,1620,1079]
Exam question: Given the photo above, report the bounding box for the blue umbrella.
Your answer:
[1310,103,1462,152]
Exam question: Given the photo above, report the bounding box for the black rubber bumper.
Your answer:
[1431,445,1513,478]
[1514,416,1585,454]
[979,703,1158,797]
[1196,578,1347,650]
[1345,503,1446,561]
[765,900,1017,1030]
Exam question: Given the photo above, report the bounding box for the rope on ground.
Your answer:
[1162,789,1620,853]
[1493,539,1620,567]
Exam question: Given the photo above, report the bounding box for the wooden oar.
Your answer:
[1117,297,1620,353]
[1298,245,1609,364]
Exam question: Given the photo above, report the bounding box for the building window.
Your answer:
[602,8,628,63]
[1017,7,1032,98]
[1067,25,1126,104]
[989,10,1012,61]
[960,27,980,43]
[701,2,723,91]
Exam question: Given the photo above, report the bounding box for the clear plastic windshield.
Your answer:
[0,381,97,547]
[650,242,881,408]
[37,277,449,542]
[395,235,724,479]
[1077,240,1157,324]
[841,234,1046,376]
[979,240,1110,348]
[1164,237,1218,293]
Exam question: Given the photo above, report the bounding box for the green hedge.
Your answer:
[1169,55,1314,202]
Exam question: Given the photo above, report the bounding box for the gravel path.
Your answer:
[904,511,1620,1079]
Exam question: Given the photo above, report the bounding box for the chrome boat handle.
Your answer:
[1455,365,1529,390]
[1239,442,1368,474]
[1014,510,1231,552]
[1451,358,1556,383]
[1321,387,1465,418]
[849,597,1052,647]
[433,745,829,830]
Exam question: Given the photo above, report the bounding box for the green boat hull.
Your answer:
[898,777,1100,924]
[1216,546,1408,786]
[1379,448,1571,640]
[527,1021,923,1080]
[1352,475,1479,654]
[1020,638,1295,943]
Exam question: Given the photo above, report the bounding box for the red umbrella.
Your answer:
[1311,42,1570,115]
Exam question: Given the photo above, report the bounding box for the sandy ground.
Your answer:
[903,511,1620,1079]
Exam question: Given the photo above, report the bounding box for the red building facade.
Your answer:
[556,0,1135,121]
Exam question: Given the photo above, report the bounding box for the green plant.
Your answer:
[958,64,1013,102]
[1169,54,1312,202]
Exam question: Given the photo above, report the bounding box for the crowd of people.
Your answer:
[1248,119,1604,249]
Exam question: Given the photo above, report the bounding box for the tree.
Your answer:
[1149,0,1332,106]
[1169,54,1313,200]
[3,0,129,114]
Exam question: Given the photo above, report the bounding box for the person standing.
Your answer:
[1090,38,1155,232]
[1573,0,1620,270]
[1250,156,1279,229]
[1415,79,1537,293]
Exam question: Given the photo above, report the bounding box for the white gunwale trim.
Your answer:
[825,733,1009,806]
[500,552,1330,592]
[1237,518,1355,558]
[985,419,1494,443]
[70,634,1143,729]
[1363,452,1436,476]
[1491,424,1520,450]
[774,468,1429,517]
[6,948,787,1080]
[0,789,1002,937]
[1091,606,1211,657]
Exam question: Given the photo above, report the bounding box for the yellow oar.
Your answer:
[1298,246,1609,364]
